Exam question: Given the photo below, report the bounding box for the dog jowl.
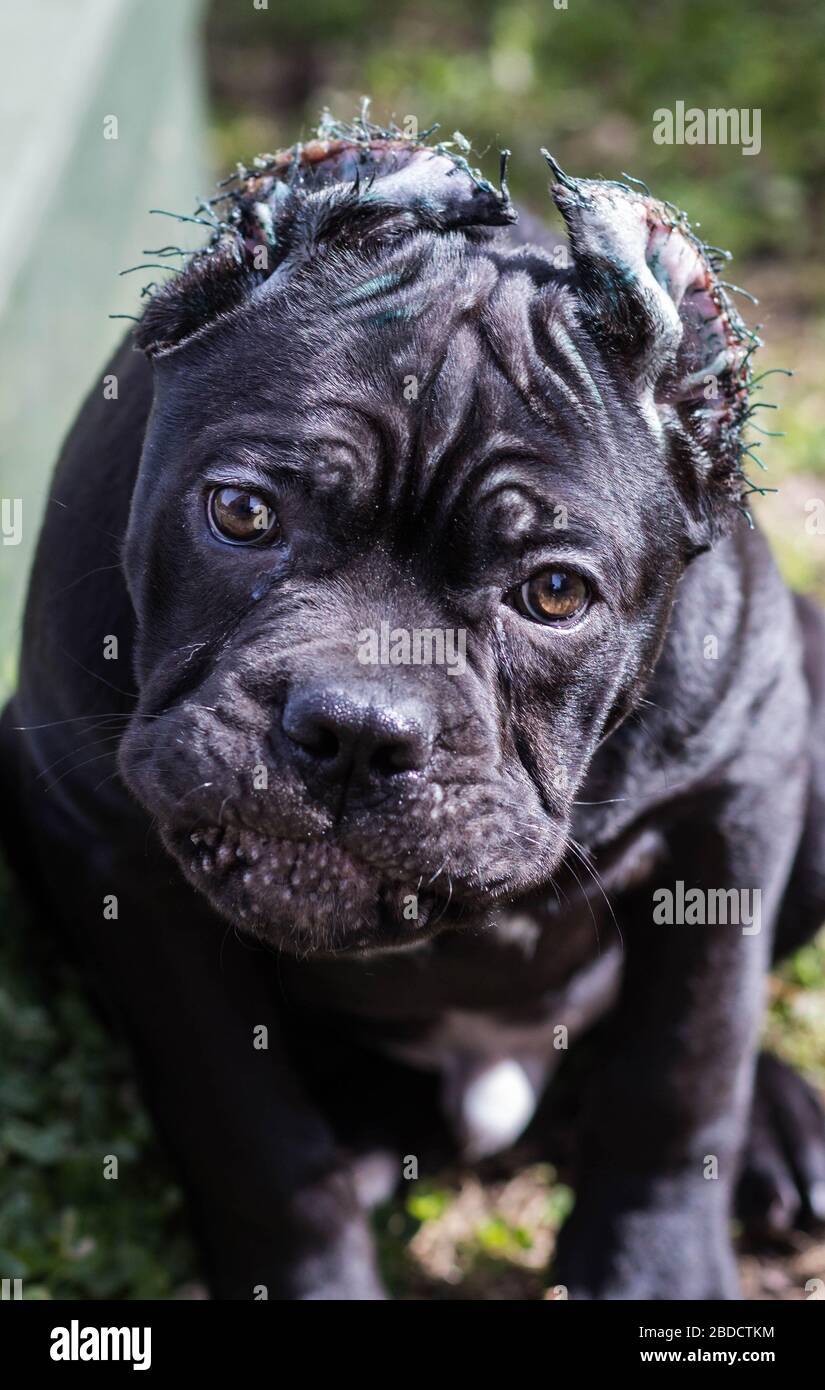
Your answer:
[9,112,825,1301]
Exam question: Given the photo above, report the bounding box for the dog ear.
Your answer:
[543,154,764,534]
[136,113,515,356]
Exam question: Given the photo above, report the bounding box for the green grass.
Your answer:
[0,862,197,1300]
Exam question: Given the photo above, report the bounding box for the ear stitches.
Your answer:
[540,151,768,522]
[135,108,515,357]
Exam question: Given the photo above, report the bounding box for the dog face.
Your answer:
[118,131,754,955]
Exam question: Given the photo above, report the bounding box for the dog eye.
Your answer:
[207,487,280,545]
[514,568,590,625]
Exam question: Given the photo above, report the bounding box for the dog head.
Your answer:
[118,115,757,956]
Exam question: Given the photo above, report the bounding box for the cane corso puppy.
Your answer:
[3,114,825,1300]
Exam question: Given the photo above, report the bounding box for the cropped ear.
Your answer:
[542,154,765,533]
[136,111,515,356]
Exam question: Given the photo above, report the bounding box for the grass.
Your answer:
[0,862,197,1300]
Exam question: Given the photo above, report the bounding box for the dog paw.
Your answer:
[554,1171,739,1300]
[736,1052,825,1237]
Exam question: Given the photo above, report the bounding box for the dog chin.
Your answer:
[164,819,460,956]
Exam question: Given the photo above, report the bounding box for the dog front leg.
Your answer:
[555,786,801,1300]
[46,839,386,1301]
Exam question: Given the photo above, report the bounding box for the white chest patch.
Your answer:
[458,1059,539,1159]
[384,1008,559,1159]
[380,944,624,1160]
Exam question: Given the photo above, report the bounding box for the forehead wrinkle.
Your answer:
[411,320,486,502]
[538,305,607,415]
[480,272,592,436]
[421,429,549,547]
[385,249,545,511]
[323,247,503,517]
[409,301,589,529]
[449,452,556,528]
[400,246,502,383]
[294,429,376,506]
[444,436,652,575]
[319,393,410,517]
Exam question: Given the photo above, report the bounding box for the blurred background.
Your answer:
[1,0,823,1299]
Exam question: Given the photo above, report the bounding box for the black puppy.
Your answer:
[3,114,825,1300]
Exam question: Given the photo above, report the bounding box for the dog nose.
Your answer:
[281,685,434,783]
